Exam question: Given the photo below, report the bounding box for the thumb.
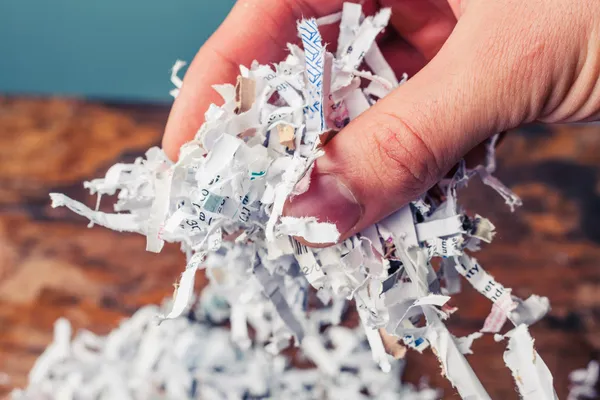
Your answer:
[285,8,535,241]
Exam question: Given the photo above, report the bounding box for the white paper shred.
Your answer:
[568,360,599,400]
[277,216,340,243]
[424,307,491,400]
[28,319,72,386]
[169,59,187,98]
[38,3,556,399]
[297,18,326,149]
[455,332,483,355]
[160,263,199,321]
[496,324,558,400]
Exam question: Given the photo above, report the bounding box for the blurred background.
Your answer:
[1,1,599,399]
[0,0,235,102]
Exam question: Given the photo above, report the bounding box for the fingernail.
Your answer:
[285,173,363,238]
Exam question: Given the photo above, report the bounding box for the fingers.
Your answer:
[163,0,297,160]
[285,10,533,242]
[379,36,427,77]
[381,0,457,60]
[163,0,458,161]
[446,0,468,18]
[162,0,333,161]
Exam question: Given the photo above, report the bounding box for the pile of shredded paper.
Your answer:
[12,295,441,400]
[17,3,563,399]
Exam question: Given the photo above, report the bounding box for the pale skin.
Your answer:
[163,0,600,243]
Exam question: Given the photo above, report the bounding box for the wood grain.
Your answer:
[0,97,598,398]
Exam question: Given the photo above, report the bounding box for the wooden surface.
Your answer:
[0,96,599,399]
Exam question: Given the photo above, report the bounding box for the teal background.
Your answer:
[0,0,235,103]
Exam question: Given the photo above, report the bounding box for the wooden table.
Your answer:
[0,96,598,399]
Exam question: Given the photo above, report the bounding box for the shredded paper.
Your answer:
[17,3,559,399]
[568,361,599,400]
[13,298,440,400]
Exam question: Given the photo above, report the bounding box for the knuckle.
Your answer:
[367,111,443,195]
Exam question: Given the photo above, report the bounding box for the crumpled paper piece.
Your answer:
[44,3,555,399]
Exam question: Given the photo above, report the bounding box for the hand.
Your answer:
[163,0,600,242]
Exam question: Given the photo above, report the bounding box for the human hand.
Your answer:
[163,0,600,242]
